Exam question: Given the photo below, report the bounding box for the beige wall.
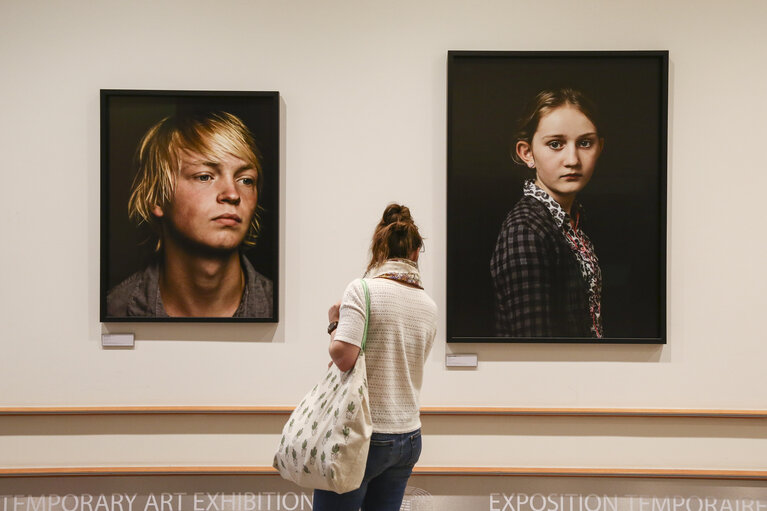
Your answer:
[1,0,765,470]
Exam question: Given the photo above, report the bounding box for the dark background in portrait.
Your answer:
[100,91,279,322]
[447,52,667,342]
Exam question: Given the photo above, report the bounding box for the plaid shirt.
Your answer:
[490,184,600,338]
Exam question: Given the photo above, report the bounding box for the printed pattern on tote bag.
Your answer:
[274,279,372,493]
[274,358,371,491]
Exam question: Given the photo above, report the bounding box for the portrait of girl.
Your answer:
[490,88,604,338]
[446,51,667,343]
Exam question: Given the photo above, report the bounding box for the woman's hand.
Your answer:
[327,300,341,368]
[328,300,341,323]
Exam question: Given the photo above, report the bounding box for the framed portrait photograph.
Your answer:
[100,90,279,322]
[447,51,668,343]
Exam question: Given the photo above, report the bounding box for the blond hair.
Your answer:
[128,111,263,249]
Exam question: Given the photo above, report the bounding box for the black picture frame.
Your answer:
[447,51,667,343]
[100,90,280,322]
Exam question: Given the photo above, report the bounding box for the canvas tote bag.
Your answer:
[273,279,373,493]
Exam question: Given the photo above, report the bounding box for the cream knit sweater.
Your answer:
[334,270,437,434]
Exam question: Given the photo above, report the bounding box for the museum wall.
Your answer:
[1,0,766,471]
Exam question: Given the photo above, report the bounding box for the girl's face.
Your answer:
[516,104,603,210]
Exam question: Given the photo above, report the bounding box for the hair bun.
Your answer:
[382,204,413,226]
[367,203,424,273]
[387,220,410,234]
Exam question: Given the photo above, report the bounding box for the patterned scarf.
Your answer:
[364,258,424,289]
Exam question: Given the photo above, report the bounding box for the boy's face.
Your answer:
[152,148,259,253]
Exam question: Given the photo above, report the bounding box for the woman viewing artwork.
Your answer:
[490,88,605,338]
[313,204,438,511]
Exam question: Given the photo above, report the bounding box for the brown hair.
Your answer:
[367,203,423,273]
[128,111,264,249]
[511,88,602,166]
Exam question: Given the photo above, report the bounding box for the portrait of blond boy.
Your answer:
[101,92,279,321]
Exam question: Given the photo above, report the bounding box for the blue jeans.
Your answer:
[312,429,422,511]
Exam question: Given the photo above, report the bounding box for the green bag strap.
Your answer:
[360,278,370,352]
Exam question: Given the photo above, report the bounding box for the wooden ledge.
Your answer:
[0,406,295,416]
[420,407,767,418]
[1,466,766,480]
[0,406,765,418]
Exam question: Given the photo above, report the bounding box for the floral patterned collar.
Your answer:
[523,179,603,338]
[523,179,581,228]
[365,258,423,289]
